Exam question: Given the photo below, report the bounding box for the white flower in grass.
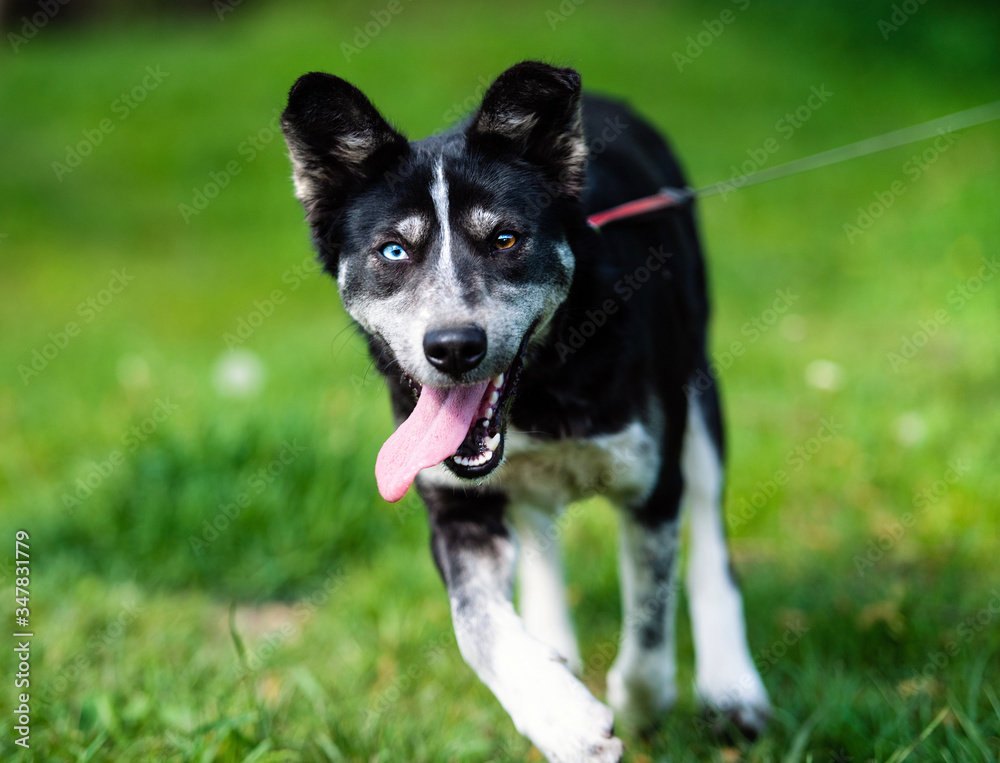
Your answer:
[894,412,927,447]
[117,354,151,389]
[779,313,808,342]
[805,359,844,391]
[213,349,265,398]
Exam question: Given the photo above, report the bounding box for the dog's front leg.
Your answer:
[420,482,622,763]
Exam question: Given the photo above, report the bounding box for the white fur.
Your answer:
[448,539,622,762]
[509,503,582,673]
[503,418,661,507]
[395,213,430,245]
[682,402,770,728]
[417,417,660,509]
[554,240,576,278]
[430,159,458,290]
[466,206,503,239]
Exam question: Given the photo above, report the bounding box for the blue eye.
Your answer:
[380,242,409,261]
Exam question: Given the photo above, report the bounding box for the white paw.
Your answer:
[606,668,676,730]
[695,669,770,738]
[606,648,677,730]
[532,693,622,763]
[500,642,623,763]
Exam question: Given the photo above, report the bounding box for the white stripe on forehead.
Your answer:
[430,158,454,277]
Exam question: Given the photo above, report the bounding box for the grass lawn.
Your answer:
[1,0,998,760]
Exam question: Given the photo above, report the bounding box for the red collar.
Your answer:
[586,186,694,231]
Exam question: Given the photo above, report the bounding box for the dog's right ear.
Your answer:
[281,72,409,229]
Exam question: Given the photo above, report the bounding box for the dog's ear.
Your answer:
[467,62,586,199]
[281,72,409,227]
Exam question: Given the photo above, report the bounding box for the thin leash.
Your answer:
[586,98,1000,231]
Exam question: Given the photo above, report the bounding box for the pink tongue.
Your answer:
[375,380,491,502]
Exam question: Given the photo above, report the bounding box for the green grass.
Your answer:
[1,0,998,760]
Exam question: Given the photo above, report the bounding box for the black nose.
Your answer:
[423,325,488,378]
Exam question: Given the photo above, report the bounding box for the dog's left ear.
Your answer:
[467,62,586,199]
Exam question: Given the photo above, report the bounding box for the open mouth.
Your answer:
[444,365,515,477]
[373,332,530,502]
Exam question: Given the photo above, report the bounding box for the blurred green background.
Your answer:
[1,0,998,760]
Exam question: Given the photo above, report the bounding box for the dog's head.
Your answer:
[281,61,586,501]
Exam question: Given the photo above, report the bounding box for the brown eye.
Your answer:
[494,231,518,250]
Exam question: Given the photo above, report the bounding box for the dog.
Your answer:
[280,61,770,762]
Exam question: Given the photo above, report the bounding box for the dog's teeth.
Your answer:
[486,433,501,452]
[493,372,505,388]
[484,406,494,421]
[453,449,495,468]
[489,390,499,405]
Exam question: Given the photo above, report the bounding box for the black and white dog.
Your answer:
[281,61,769,762]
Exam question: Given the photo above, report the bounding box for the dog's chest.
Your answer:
[497,421,661,508]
